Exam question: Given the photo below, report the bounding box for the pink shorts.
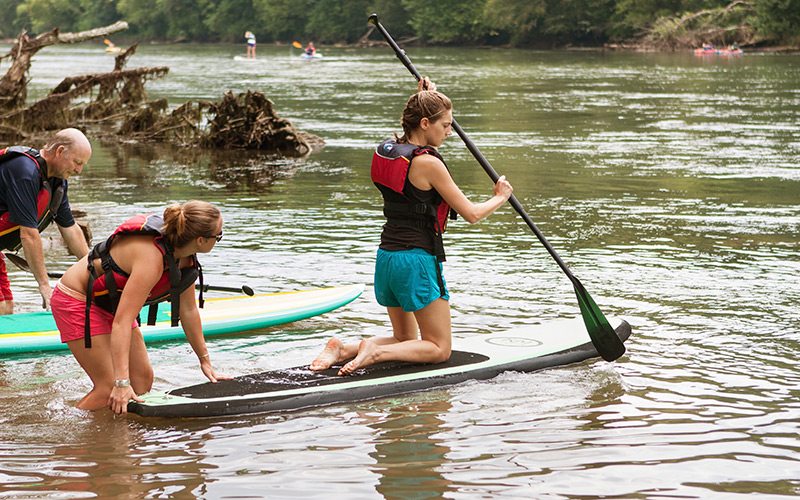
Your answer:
[51,283,137,344]
[0,254,12,302]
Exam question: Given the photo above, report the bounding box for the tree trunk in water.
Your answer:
[0,21,129,114]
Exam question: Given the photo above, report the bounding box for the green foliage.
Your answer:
[609,0,728,39]
[484,0,547,44]
[253,0,311,41]
[751,0,800,42]
[307,0,371,43]
[18,0,81,33]
[117,0,168,38]
[540,0,616,43]
[368,0,413,39]
[401,0,488,43]
[484,0,615,45]
[0,0,796,46]
[76,0,120,31]
[643,1,757,49]
[0,0,26,37]
[205,0,256,42]
[160,0,212,40]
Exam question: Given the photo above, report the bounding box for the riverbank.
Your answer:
[4,34,798,54]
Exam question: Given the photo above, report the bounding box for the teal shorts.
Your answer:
[374,248,449,312]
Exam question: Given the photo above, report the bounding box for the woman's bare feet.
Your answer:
[338,339,380,376]
[310,338,345,371]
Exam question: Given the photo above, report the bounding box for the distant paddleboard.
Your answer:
[130,316,632,418]
[233,55,257,61]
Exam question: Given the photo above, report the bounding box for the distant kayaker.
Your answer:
[310,77,513,375]
[305,42,316,56]
[245,31,256,59]
[52,201,230,414]
[0,128,91,315]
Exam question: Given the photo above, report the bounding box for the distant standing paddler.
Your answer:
[245,31,256,59]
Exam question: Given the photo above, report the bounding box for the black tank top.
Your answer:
[379,181,438,255]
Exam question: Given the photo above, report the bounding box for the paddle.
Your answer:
[3,252,255,296]
[292,41,303,49]
[367,13,625,361]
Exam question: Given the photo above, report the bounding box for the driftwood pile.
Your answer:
[120,91,312,155]
[0,22,316,156]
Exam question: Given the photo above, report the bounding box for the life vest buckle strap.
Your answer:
[412,203,430,215]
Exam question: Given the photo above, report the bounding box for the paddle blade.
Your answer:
[5,252,31,272]
[292,41,302,49]
[573,280,626,361]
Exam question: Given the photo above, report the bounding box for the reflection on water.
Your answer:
[1,44,799,498]
[371,398,453,499]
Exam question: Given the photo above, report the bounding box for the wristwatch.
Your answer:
[114,379,131,388]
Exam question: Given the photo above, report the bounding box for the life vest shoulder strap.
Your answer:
[0,147,65,252]
[0,146,45,171]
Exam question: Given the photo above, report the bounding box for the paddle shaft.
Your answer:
[4,253,254,295]
[368,14,576,282]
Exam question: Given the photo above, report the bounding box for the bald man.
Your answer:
[0,128,92,314]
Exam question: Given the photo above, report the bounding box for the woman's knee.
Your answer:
[131,367,154,393]
[433,345,452,363]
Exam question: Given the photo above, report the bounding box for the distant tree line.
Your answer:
[1,0,798,47]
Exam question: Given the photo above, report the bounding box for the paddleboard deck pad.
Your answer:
[0,284,363,356]
[129,317,632,418]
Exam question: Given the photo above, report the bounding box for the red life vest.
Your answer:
[371,139,457,261]
[0,146,65,251]
[83,213,203,348]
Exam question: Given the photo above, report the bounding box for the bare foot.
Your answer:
[310,338,345,371]
[338,339,379,376]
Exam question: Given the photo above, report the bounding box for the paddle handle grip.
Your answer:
[369,13,576,281]
[201,284,255,296]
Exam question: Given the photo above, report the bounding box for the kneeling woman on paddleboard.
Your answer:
[52,200,229,414]
[312,78,513,375]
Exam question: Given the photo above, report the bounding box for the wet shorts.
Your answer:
[51,282,137,344]
[374,248,449,312]
[0,254,11,302]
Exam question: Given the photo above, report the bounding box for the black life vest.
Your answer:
[0,146,65,251]
[371,139,457,261]
[83,213,204,348]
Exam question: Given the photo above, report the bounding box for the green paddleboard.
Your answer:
[0,284,363,357]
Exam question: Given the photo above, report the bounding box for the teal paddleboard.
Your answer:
[0,284,363,356]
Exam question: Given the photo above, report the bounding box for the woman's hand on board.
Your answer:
[108,385,143,415]
[200,358,232,383]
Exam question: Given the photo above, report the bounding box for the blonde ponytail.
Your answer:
[161,200,221,248]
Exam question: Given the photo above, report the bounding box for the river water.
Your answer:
[0,42,798,498]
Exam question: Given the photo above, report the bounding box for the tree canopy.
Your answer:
[1,0,798,47]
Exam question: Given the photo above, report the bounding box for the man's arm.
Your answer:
[19,226,52,310]
[58,223,89,258]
